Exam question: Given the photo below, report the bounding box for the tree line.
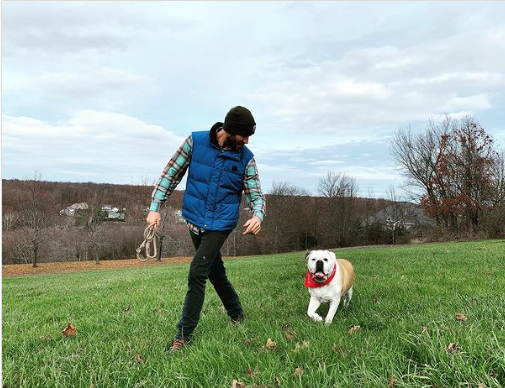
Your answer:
[3,115,504,267]
[2,173,403,266]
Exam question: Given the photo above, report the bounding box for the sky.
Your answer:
[2,1,505,199]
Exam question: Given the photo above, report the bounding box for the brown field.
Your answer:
[2,244,406,278]
[2,257,197,278]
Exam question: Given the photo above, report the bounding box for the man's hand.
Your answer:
[146,211,161,229]
[243,216,262,235]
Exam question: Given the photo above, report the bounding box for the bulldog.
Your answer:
[304,250,355,325]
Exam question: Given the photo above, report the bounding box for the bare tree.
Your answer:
[156,206,189,260]
[16,172,56,267]
[261,181,310,253]
[2,212,19,231]
[491,152,505,207]
[80,193,107,264]
[318,172,359,247]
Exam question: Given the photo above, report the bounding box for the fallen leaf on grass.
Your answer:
[294,340,310,351]
[135,354,143,363]
[153,307,164,314]
[265,338,277,350]
[284,330,297,341]
[123,307,131,314]
[62,323,77,337]
[231,380,246,388]
[331,343,346,356]
[274,377,281,387]
[455,313,467,321]
[294,367,304,377]
[446,343,460,354]
[39,334,53,341]
[245,367,260,379]
[280,322,296,340]
[388,374,395,387]
[348,325,361,335]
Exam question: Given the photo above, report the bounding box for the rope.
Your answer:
[136,224,158,261]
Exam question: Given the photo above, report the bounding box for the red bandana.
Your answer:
[304,264,337,288]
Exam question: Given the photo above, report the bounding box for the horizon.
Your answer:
[2,178,410,203]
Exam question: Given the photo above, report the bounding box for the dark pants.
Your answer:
[175,230,244,340]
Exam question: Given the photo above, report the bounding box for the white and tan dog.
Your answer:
[304,250,355,325]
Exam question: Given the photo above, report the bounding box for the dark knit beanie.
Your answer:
[223,106,256,137]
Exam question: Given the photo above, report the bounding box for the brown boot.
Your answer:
[166,338,188,352]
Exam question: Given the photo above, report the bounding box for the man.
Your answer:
[146,106,266,352]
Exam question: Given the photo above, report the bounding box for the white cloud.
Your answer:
[407,72,504,86]
[250,24,505,135]
[2,67,157,114]
[375,58,413,69]
[1,1,194,57]
[2,111,184,184]
[443,94,492,112]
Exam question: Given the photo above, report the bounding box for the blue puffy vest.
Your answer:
[182,130,254,231]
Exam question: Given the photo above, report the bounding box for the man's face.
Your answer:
[224,134,249,151]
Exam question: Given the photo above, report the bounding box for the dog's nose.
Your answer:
[316,260,324,272]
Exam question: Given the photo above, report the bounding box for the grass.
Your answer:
[2,240,505,388]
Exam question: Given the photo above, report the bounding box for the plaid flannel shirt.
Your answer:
[150,134,266,234]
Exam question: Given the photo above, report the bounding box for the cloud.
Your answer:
[249,25,505,133]
[2,1,504,199]
[1,1,195,56]
[443,94,492,112]
[2,67,157,114]
[2,111,185,184]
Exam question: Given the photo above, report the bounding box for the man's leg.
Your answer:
[174,230,231,341]
[208,252,244,321]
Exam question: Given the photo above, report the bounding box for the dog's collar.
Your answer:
[304,264,337,288]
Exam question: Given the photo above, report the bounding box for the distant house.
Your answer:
[103,206,126,221]
[362,202,434,235]
[60,202,89,216]
[60,202,125,221]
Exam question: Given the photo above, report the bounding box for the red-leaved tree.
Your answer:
[393,115,501,232]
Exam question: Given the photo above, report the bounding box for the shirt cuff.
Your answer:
[150,202,161,212]
[254,212,264,222]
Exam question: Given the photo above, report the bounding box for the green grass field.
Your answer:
[3,240,505,388]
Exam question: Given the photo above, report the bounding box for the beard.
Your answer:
[223,134,245,151]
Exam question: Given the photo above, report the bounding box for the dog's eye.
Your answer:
[323,258,328,262]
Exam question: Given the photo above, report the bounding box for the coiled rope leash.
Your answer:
[136,224,158,262]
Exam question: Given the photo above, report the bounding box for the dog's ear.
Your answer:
[328,251,336,261]
[305,251,312,261]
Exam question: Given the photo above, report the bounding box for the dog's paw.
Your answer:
[310,314,323,322]
[324,319,333,326]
